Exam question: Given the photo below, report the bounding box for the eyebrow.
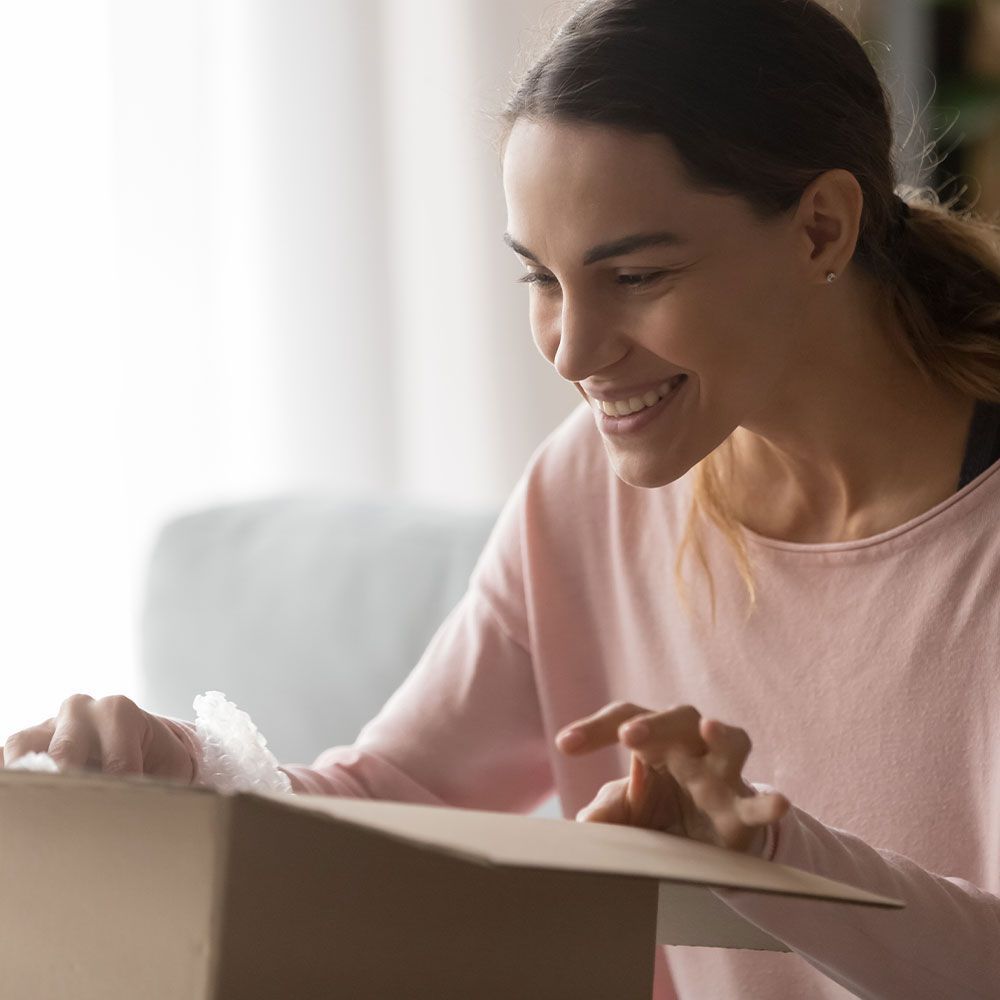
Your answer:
[502,230,690,267]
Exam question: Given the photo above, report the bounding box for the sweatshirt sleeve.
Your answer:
[277,582,554,810]
[713,782,1000,1000]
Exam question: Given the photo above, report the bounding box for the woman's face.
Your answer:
[501,118,813,489]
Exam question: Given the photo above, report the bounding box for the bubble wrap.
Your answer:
[6,751,61,772]
[193,690,292,795]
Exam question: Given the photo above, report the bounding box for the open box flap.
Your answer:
[0,770,904,918]
[269,790,904,909]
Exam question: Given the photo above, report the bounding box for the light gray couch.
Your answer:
[138,495,560,817]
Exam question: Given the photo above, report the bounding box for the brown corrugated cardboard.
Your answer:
[0,769,903,999]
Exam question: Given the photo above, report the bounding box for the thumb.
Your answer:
[144,714,200,784]
[625,751,650,823]
[576,776,630,824]
[625,754,646,823]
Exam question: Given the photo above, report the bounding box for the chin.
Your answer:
[603,447,692,490]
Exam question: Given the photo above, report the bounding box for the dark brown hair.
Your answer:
[493,0,1000,622]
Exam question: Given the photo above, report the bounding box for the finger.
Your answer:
[686,719,772,839]
[4,720,57,768]
[576,800,628,824]
[700,717,752,782]
[150,715,200,784]
[92,695,146,776]
[684,769,790,849]
[626,751,663,826]
[683,767,745,841]
[576,777,629,824]
[734,790,791,827]
[556,701,653,754]
[48,694,99,771]
[618,704,708,780]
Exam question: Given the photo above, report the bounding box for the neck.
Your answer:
[722,299,975,544]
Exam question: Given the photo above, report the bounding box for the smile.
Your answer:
[593,375,688,435]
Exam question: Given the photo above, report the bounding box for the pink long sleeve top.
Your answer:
[176,400,1000,999]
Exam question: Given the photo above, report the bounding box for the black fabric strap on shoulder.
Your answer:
[957,398,1000,491]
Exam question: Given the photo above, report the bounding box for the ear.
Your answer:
[796,167,863,277]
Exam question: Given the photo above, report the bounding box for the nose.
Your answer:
[548,298,623,385]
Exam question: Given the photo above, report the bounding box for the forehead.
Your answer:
[502,119,696,240]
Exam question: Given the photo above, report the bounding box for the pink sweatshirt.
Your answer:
[172,401,1000,999]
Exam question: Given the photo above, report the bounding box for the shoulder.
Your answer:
[467,403,606,632]
[520,400,691,531]
[470,399,693,621]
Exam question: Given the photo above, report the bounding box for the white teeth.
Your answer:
[595,378,681,417]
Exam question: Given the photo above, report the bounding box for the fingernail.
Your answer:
[558,728,584,750]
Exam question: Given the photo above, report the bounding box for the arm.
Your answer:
[280,582,554,809]
[715,782,1000,1000]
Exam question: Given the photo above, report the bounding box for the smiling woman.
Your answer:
[4,3,1000,998]
[479,0,1000,997]
[492,1,1000,626]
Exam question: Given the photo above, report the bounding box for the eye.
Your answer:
[517,272,558,288]
[516,271,671,292]
[616,272,666,288]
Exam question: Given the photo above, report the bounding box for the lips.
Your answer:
[594,372,688,433]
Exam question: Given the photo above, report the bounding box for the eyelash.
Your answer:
[517,271,671,291]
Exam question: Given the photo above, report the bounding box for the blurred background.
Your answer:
[1,0,998,747]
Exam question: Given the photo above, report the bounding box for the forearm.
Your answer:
[715,790,1000,999]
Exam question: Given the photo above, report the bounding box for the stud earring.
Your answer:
[826,271,838,283]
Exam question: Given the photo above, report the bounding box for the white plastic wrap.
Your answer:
[5,751,61,772]
[192,690,293,795]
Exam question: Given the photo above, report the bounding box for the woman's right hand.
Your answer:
[1,693,198,784]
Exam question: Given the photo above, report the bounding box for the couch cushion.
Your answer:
[139,495,500,767]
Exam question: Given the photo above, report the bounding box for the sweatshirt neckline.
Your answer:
[735,456,1000,554]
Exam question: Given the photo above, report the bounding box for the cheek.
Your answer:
[646,282,781,381]
[729,266,800,361]
[632,296,734,374]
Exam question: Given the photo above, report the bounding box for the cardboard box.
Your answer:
[0,769,902,999]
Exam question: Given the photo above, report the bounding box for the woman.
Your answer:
[4,1,1000,996]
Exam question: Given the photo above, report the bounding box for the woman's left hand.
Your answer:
[555,701,790,855]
